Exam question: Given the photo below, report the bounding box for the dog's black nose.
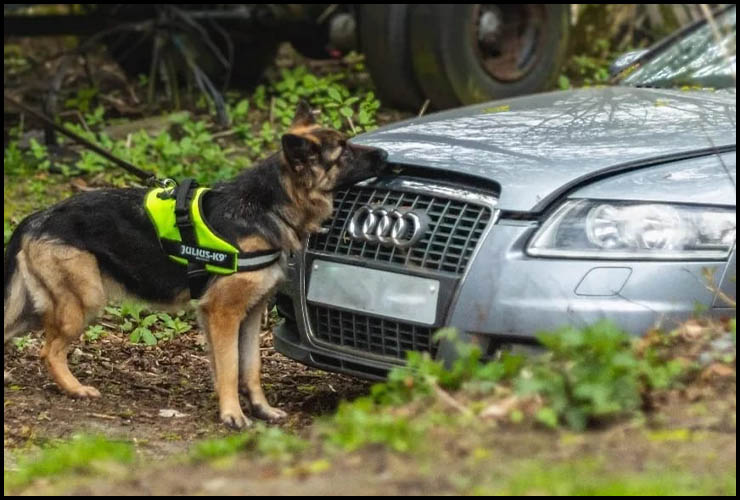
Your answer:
[375,148,389,162]
[350,143,388,161]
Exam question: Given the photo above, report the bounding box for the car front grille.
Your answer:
[308,185,492,275]
[308,304,436,361]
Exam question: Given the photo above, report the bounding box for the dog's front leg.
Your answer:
[199,279,253,430]
[239,300,288,423]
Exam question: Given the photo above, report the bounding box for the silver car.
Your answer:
[274,6,737,379]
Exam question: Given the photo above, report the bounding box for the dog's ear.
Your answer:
[282,133,318,171]
[292,99,316,128]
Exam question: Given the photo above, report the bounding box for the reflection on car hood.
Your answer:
[352,87,736,211]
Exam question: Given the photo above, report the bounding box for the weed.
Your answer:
[12,334,34,352]
[323,397,425,453]
[102,302,194,346]
[254,426,307,461]
[191,433,254,462]
[517,321,683,430]
[64,86,99,114]
[84,325,105,342]
[266,66,379,135]
[190,424,306,463]
[372,328,523,406]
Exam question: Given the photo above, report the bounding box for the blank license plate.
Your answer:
[307,260,439,325]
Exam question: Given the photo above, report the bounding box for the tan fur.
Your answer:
[3,256,29,339]
[272,156,338,250]
[237,235,273,253]
[19,238,106,397]
[7,238,192,397]
[287,124,321,138]
[197,264,284,428]
[238,298,285,421]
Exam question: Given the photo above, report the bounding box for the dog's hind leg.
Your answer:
[40,296,101,398]
[239,300,287,423]
[26,240,106,398]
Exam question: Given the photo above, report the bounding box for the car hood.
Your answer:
[352,87,736,212]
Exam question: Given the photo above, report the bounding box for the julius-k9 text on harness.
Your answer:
[144,178,281,298]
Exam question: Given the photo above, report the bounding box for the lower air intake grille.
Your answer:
[308,305,436,360]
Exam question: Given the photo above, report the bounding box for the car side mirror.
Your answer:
[609,49,649,77]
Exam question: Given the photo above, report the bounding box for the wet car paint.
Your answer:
[352,87,736,212]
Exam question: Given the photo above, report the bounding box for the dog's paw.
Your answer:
[252,404,288,423]
[68,385,101,398]
[220,409,253,430]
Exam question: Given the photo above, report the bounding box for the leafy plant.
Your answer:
[516,321,683,430]
[372,328,523,406]
[64,86,99,114]
[84,324,105,342]
[324,396,424,453]
[129,313,159,345]
[102,303,193,346]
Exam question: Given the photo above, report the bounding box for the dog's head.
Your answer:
[280,100,387,191]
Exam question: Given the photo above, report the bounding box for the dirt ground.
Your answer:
[3,320,371,467]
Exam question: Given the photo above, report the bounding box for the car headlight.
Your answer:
[527,200,736,260]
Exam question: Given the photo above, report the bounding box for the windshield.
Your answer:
[621,6,736,89]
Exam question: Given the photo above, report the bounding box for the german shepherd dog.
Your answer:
[4,101,387,429]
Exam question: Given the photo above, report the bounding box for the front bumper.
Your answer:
[273,187,736,380]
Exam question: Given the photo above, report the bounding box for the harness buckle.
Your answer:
[157,178,178,190]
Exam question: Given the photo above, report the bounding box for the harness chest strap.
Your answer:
[144,179,281,297]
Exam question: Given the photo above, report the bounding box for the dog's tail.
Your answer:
[4,217,42,344]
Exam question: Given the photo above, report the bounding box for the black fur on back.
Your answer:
[5,154,296,303]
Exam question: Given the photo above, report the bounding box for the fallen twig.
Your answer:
[87,412,118,420]
[431,382,473,417]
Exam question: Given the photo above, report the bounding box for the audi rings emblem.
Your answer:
[347,206,426,248]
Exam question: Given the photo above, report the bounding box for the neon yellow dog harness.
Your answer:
[144,178,281,297]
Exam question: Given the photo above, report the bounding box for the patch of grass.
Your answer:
[474,458,736,495]
[190,424,306,463]
[191,433,254,462]
[12,334,35,352]
[4,434,135,494]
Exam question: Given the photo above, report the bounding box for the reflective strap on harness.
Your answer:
[237,249,282,270]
